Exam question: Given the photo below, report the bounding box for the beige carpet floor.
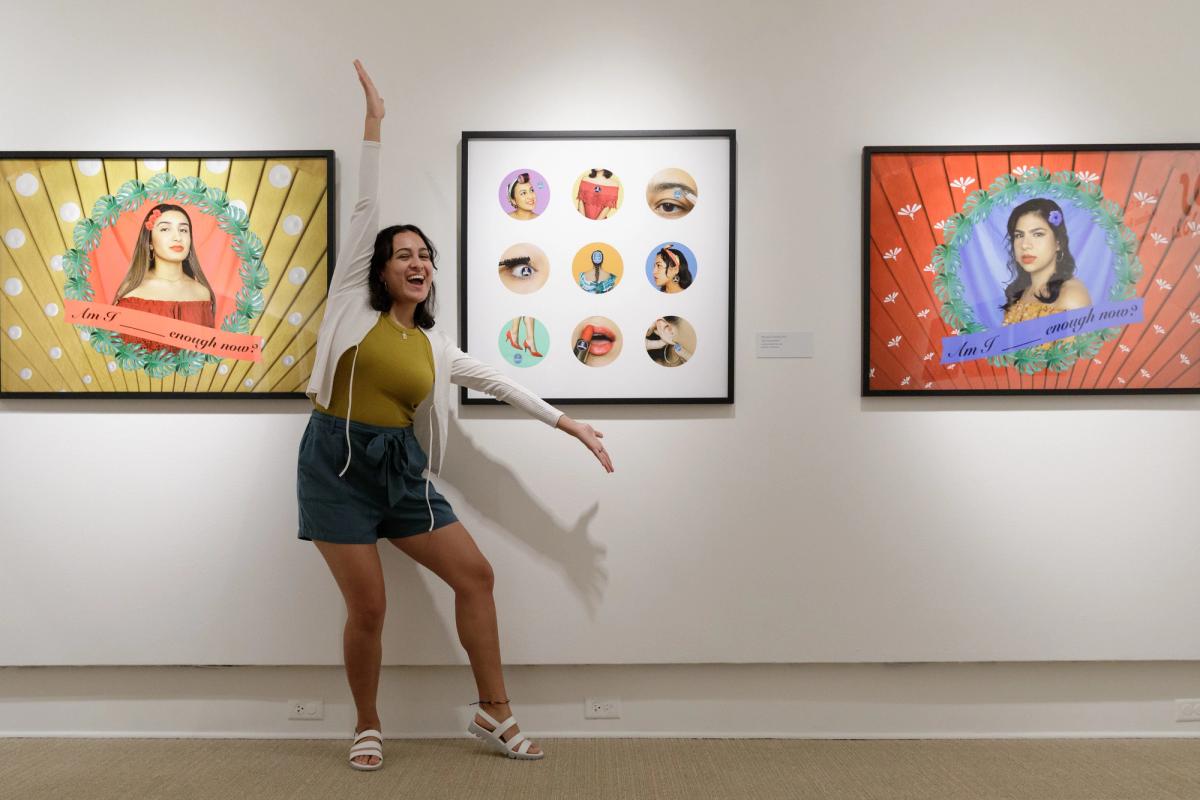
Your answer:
[2,736,1199,799]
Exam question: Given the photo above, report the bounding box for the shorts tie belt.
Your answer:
[363,430,412,507]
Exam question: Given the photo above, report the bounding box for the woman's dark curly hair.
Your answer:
[367,224,438,328]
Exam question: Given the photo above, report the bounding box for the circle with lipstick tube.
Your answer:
[572,242,623,295]
[569,316,622,367]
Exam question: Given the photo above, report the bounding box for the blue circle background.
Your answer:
[957,197,1115,329]
[644,241,699,291]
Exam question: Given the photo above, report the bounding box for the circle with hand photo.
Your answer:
[499,316,549,367]
[572,167,624,220]
[645,242,697,293]
[570,316,622,367]
[573,242,623,295]
[497,243,550,294]
[645,168,698,219]
[498,169,550,220]
[644,316,697,368]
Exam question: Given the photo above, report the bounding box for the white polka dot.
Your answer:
[19,368,31,381]
[282,355,295,367]
[4,229,26,249]
[268,165,293,188]
[4,277,22,296]
[205,159,230,174]
[59,202,81,222]
[7,325,21,340]
[217,364,229,375]
[44,303,59,317]
[287,312,303,326]
[282,215,304,236]
[14,172,38,196]
[50,255,64,272]
[79,330,91,341]
[77,160,103,177]
[49,346,62,359]
[143,159,166,171]
[231,199,248,213]
[82,374,93,385]
[243,378,255,388]
[288,267,307,285]
[107,361,117,373]
[57,388,68,393]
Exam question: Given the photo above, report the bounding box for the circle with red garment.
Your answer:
[571,168,624,220]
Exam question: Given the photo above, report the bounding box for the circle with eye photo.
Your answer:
[645,242,698,294]
[572,168,624,220]
[498,169,550,220]
[646,168,698,219]
[645,316,697,367]
[499,316,549,367]
[570,316,622,367]
[497,243,550,294]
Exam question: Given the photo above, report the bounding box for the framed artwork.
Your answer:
[863,145,1200,395]
[460,130,736,404]
[0,151,334,397]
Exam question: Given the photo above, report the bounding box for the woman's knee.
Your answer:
[457,557,494,596]
[346,594,387,631]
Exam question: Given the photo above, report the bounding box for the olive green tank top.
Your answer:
[314,313,434,427]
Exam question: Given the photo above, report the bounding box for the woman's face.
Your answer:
[1011,212,1058,273]
[384,230,433,305]
[150,210,191,263]
[651,255,677,287]
[511,181,537,213]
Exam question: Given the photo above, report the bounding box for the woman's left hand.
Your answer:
[557,416,614,473]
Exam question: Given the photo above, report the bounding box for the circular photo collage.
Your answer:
[492,164,704,368]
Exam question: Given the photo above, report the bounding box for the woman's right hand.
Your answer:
[354,59,384,141]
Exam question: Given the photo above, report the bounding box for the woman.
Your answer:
[644,316,694,367]
[112,204,216,353]
[574,168,620,220]
[505,315,543,358]
[1001,198,1091,325]
[301,60,613,771]
[506,172,538,220]
[577,248,616,294]
[650,244,693,294]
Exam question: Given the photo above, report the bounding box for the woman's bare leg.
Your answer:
[388,522,541,755]
[313,540,387,766]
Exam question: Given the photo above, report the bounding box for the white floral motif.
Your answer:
[924,382,934,389]
[900,376,911,386]
[1187,221,1200,237]
[1150,232,1169,246]
[869,367,876,378]
[887,335,902,348]
[1119,344,1131,353]
[1193,264,1200,278]
[1155,278,1173,291]
[946,364,957,370]
[1140,369,1152,379]
[922,263,936,274]
[1011,165,1033,177]
[1093,359,1103,365]
[1153,324,1167,335]
[1181,354,1192,366]
[1190,311,1200,325]
[949,176,975,193]
[897,203,922,220]
[883,291,899,304]
[923,352,935,361]
[883,247,902,261]
[1117,377,1127,384]
[1133,191,1158,207]
[933,219,947,231]
[1075,170,1100,183]
[917,308,930,319]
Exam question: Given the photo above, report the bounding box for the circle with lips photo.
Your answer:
[570,316,622,367]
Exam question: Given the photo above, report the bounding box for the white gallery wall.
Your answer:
[3,0,1200,734]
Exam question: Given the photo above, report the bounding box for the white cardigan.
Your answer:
[306,140,563,484]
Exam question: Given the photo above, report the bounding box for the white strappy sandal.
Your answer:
[467,704,544,760]
[349,728,384,771]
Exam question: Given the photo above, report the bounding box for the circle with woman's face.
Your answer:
[644,316,697,368]
[645,168,698,219]
[645,241,698,293]
[498,169,550,219]
[570,316,622,367]
[572,168,624,220]
[497,243,550,294]
[573,242,623,295]
[498,316,549,367]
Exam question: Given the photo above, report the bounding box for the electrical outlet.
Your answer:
[1176,699,1200,722]
[584,697,621,719]
[288,699,324,720]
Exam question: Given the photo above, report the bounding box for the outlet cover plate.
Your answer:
[585,697,621,719]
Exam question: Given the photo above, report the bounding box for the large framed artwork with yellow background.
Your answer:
[0,151,334,396]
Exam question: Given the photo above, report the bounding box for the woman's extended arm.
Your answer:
[328,60,384,300]
[449,347,614,472]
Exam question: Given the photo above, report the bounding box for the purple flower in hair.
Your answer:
[1047,210,1063,226]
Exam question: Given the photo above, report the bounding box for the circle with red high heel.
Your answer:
[498,316,550,368]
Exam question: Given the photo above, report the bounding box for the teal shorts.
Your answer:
[297,410,457,544]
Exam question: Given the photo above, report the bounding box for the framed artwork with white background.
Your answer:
[460,131,735,404]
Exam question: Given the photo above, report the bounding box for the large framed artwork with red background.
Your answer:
[863,145,1200,395]
[1,151,334,397]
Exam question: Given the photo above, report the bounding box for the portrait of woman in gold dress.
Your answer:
[1000,198,1091,327]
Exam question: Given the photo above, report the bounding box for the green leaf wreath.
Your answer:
[932,167,1143,375]
[63,173,267,378]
